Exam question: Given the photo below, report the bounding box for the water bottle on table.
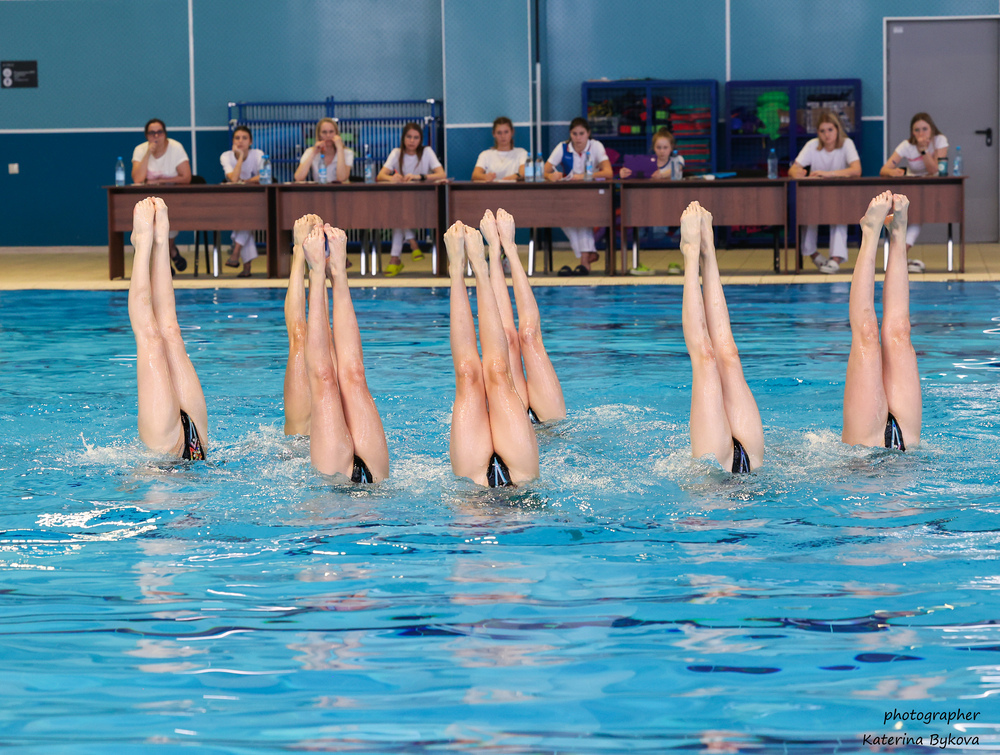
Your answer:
[952,146,963,176]
[670,150,682,180]
[767,148,778,179]
[523,156,534,181]
[317,158,327,184]
[115,157,125,187]
[584,151,594,181]
[535,153,545,181]
[364,144,374,183]
[259,154,272,185]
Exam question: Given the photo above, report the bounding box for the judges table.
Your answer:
[106,184,270,279]
[273,182,446,278]
[794,176,966,271]
[448,181,616,275]
[619,178,790,273]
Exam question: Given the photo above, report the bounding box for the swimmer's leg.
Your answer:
[284,214,320,435]
[482,210,529,408]
[302,225,354,477]
[151,198,208,446]
[680,202,734,469]
[325,225,389,481]
[698,205,763,469]
[129,197,184,455]
[497,208,566,422]
[880,194,921,446]
[464,225,539,483]
[843,191,893,447]
[446,222,493,485]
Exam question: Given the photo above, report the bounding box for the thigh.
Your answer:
[520,339,565,421]
[134,332,184,454]
[338,374,390,482]
[843,343,889,447]
[451,375,494,485]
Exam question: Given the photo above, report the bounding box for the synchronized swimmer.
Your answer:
[126,192,921,483]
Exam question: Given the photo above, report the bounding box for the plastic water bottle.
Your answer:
[670,150,682,180]
[584,151,594,181]
[952,146,963,176]
[114,157,125,186]
[259,154,272,185]
[535,153,545,182]
[364,144,374,184]
[767,148,778,179]
[317,158,327,184]
[523,156,534,181]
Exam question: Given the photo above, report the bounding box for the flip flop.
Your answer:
[666,262,682,275]
[411,248,424,261]
[385,263,404,277]
[907,259,926,273]
[574,265,589,276]
[171,254,188,272]
[557,265,574,277]
[237,270,252,278]
[630,264,655,276]
[225,259,240,268]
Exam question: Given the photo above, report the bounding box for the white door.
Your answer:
[886,17,999,242]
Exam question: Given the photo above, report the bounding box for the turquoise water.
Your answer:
[2,282,999,752]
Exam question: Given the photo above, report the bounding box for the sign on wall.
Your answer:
[2,61,38,88]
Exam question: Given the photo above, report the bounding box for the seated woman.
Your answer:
[128,196,208,460]
[445,220,539,487]
[472,117,527,182]
[843,191,921,451]
[377,122,447,276]
[480,208,565,422]
[680,201,763,473]
[293,118,354,184]
[220,125,264,277]
[788,111,862,274]
[293,218,390,482]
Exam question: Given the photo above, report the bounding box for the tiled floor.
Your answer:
[1,241,997,291]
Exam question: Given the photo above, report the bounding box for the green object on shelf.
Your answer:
[756,91,789,140]
[654,110,668,120]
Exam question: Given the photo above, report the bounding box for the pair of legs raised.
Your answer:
[128,197,208,458]
[283,214,389,481]
[480,209,566,423]
[680,201,764,472]
[843,192,921,449]
[446,219,539,487]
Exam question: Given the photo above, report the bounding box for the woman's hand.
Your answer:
[619,167,632,179]
[483,171,497,182]
[331,134,344,152]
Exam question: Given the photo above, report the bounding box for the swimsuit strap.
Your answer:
[731,437,751,474]
[486,452,514,488]
[179,410,206,461]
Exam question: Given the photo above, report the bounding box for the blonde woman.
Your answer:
[294,118,354,183]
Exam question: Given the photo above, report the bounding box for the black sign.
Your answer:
[1,61,38,88]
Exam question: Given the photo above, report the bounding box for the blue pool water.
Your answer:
[2,282,999,752]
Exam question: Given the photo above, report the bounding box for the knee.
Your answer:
[159,320,184,346]
[454,358,483,391]
[852,312,881,347]
[338,359,367,390]
[519,324,542,351]
[714,338,740,365]
[287,322,307,347]
[480,356,510,389]
[882,316,911,345]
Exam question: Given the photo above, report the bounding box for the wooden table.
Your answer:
[794,176,966,271]
[448,181,616,275]
[273,182,446,277]
[106,185,270,279]
[619,178,790,273]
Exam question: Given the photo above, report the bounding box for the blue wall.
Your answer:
[0,0,994,245]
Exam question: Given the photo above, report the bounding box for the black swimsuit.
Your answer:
[486,452,514,488]
[731,437,751,474]
[179,410,206,461]
[884,412,906,451]
[527,407,540,425]
[351,455,374,484]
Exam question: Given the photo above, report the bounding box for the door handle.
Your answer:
[974,127,993,147]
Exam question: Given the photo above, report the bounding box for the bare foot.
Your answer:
[480,209,501,250]
[152,197,170,245]
[463,225,487,275]
[861,191,893,231]
[294,214,323,248]
[302,225,326,270]
[496,208,516,248]
[324,225,348,277]
[131,197,155,248]
[443,221,467,279]
[698,203,715,257]
[885,193,909,235]
[680,201,702,263]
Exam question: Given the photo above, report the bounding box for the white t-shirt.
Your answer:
[794,137,860,172]
[382,147,442,177]
[894,134,948,176]
[475,148,528,179]
[546,138,608,176]
[132,138,189,182]
[298,147,355,183]
[220,148,264,181]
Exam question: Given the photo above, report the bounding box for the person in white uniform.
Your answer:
[543,118,613,275]
[376,122,446,277]
[472,117,527,182]
[879,112,949,273]
[220,125,264,277]
[294,118,354,184]
[788,111,862,274]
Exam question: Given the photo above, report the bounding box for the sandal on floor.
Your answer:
[907,259,926,273]
[385,263,404,277]
[557,265,574,277]
[666,262,682,275]
[573,265,589,276]
[171,254,188,272]
[630,263,655,276]
[411,247,424,261]
[225,258,240,268]
[237,269,252,278]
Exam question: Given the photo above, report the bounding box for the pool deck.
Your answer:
[2,243,998,290]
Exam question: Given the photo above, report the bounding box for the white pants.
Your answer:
[391,229,416,257]
[231,230,258,262]
[802,224,847,262]
[906,224,920,247]
[562,226,596,258]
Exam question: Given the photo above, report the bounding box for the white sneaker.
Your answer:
[907,259,925,273]
[810,252,828,270]
[818,258,841,274]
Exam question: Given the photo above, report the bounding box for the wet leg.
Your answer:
[284,214,321,435]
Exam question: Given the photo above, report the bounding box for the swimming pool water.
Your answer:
[2,282,999,752]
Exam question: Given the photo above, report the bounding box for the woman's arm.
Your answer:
[150,160,191,185]
[131,147,150,184]
[427,164,447,182]
[333,136,351,182]
[880,151,905,177]
[787,162,808,179]
[594,159,613,180]
[811,159,861,178]
[293,148,316,182]
[544,162,563,181]
[224,151,244,183]
[472,166,494,182]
